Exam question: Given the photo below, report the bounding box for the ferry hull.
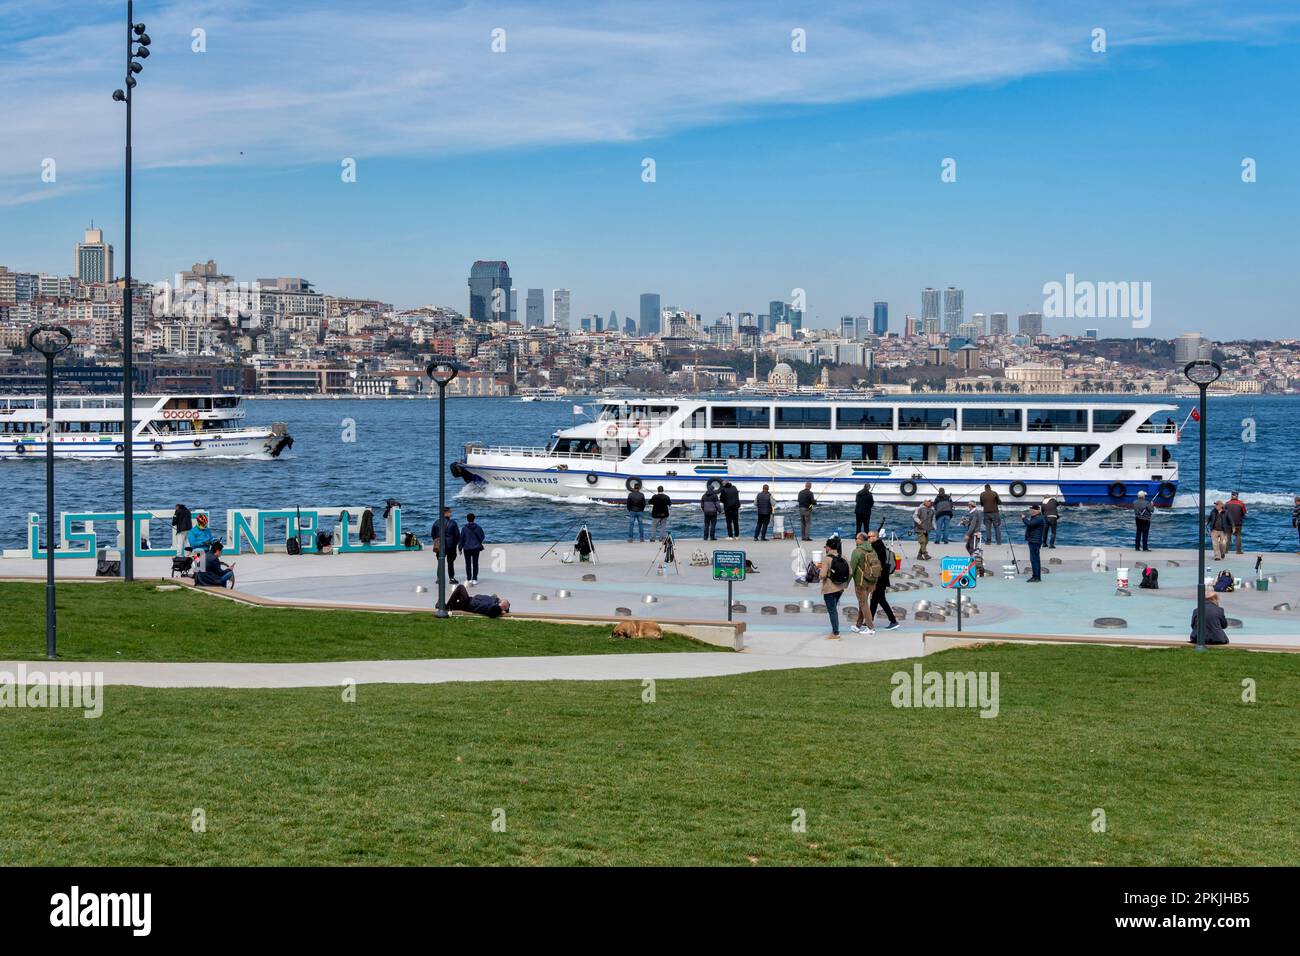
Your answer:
[2,430,287,461]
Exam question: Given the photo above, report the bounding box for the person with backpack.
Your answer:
[575,526,595,562]
[460,513,485,586]
[700,488,720,541]
[1292,495,1300,554]
[649,486,671,541]
[979,484,1003,545]
[1133,491,1154,552]
[866,530,901,630]
[1022,503,1045,582]
[933,489,953,544]
[1189,590,1229,645]
[1207,500,1232,561]
[1225,492,1247,554]
[961,501,981,557]
[720,481,741,539]
[1138,564,1159,589]
[819,542,851,639]
[1040,496,1061,548]
[753,484,773,541]
[854,484,875,536]
[849,531,882,635]
[797,482,816,541]
[625,484,647,542]
[432,507,460,585]
[912,499,935,560]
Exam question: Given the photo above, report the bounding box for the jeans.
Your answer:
[463,548,481,581]
[870,581,897,626]
[652,516,668,540]
[1135,519,1150,551]
[1027,541,1042,579]
[627,513,645,541]
[855,512,873,535]
[196,569,233,588]
[824,589,843,635]
[724,508,740,538]
[703,513,718,540]
[1045,515,1058,547]
[983,513,1002,544]
[935,514,951,543]
[754,514,771,540]
[799,507,813,540]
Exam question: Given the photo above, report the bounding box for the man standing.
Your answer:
[1225,491,1247,554]
[849,531,881,635]
[979,484,1003,545]
[754,484,773,541]
[912,499,935,561]
[1292,496,1300,554]
[649,486,671,541]
[867,531,900,630]
[625,484,646,542]
[797,482,816,541]
[933,489,953,544]
[1208,500,1232,561]
[961,501,981,556]
[1022,504,1045,582]
[1133,491,1154,552]
[1040,496,1060,548]
[432,506,460,585]
[700,487,720,541]
[854,484,875,535]
[720,481,741,540]
[460,512,485,585]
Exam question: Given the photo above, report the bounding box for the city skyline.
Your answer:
[1,1,1298,336]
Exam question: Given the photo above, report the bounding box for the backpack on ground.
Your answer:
[1139,565,1159,589]
[403,531,422,550]
[316,530,333,554]
[804,560,821,584]
[828,554,851,585]
[1213,569,1234,592]
[286,537,302,556]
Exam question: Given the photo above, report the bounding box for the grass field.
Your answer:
[2,642,1297,865]
[0,582,721,662]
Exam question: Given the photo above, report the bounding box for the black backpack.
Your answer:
[286,537,302,556]
[1139,565,1159,589]
[828,554,851,585]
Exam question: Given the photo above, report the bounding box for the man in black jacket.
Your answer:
[753,484,774,541]
[797,482,816,541]
[626,485,647,542]
[432,506,460,585]
[1022,504,1045,582]
[649,486,671,541]
[1189,590,1229,645]
[1133,491,1154,552]
[700,488,720,540]
[854,484,874,535]
[170,503,193,556]
[720,481,741,539]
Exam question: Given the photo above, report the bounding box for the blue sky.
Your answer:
[2,0,1298,337]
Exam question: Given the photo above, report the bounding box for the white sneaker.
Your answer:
[860,627,876,635]
[849,625,861,633]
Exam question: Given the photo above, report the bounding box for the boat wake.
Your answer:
[1171,488,1296,510]
[454,484,614,508]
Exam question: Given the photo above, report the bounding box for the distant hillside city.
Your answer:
[0,231,1291,397]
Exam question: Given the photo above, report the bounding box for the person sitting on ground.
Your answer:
[193,540,235,588]
[575,526,595,562]
[185,512,215,554]
[1189,589,1229,645]
[445,583,510,618]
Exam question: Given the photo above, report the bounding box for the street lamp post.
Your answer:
[112,1,150,581]
[29,326,74,660]
[427,359,460,617]
[1184,359,1222,652]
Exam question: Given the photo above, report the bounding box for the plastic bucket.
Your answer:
[1257,579,1270,592]
[1116,567,1129,589]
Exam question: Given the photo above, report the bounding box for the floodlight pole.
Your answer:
[428,360,459,618]
[30,327,73,660]
[1184,360,1221,652]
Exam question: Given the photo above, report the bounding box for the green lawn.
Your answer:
[0,582,721,662]
[1,643,1297,865]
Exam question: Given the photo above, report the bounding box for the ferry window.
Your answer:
[649,405,676,418]
[837,407,894,428]
[896,443,926,461]
[1060,444,1099,463]
[712,442,743,458]
[777,442,804,459]
[898,408,956,430]
[688,408,707,428]
[1028,409,1087,431]
[1092,409,1134,432]
[711,406,770,428]
[838,443,866,460]
[216,397,238,408]
[776,407,831,429]
[597,405,618,421]
[807,443,829,460]
[962,408,1021,430]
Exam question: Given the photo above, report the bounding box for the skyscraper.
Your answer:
[989,312,1009,335]
[969,312,986,336]
[943,287,964,336]
[840,316,856,339]
[552,289,570,329]
[624,316,637,336]
[854,315,871,340]
[921,288,940,330]
[769,300,787,331]
[787,309,803,336]
[872,301,888,336]
[639,293,661,335]
[75,226,114,283]
[525,288,544,328]
[1173,332,1211,365]
[468,261,511,322]
[1018,311,1044,336]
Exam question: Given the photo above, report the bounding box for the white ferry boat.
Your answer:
[453,398,1180,507]
[0,394,293,460]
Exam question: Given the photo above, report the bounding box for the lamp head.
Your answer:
[112,89,126,102]
[137,33,151,46]
[133,22,147,36]
[28,325,74,359]
[135,45,150,58]
[1183,360,1222,386]
[130,61,143,74]
[426,358,459,385]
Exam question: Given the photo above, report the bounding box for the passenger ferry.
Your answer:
[453,398,1180,507]
[0,394,293,460]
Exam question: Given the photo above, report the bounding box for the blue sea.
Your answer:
[4,394,1299,553]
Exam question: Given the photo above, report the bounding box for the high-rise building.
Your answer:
[904,314,921,337]
[579,316,592,333]
[510,289,518,324]
[840,316,856,339]
[872,301,888,336]
[525,288,544,328]
[552,289,570,329]
[75,226,114,283]
[1017,311,1044,337]
[1173,332,1211,365]
[943,287,964,336]
[608,310,617,333]
[1085,328,1098,340]
[639,293,661,335]
[921,288,940,329]
[769,300,787,331]
[787,309,803,336]
[624,316,637,336]
[468,260,511,322]
[989,312,1009,335]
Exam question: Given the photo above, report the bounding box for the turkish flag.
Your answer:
[1191,408,1201,421]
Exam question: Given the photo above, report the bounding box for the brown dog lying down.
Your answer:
[611,620,663,640]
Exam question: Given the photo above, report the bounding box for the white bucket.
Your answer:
[773,515,785,537]
[812,549,824,565]
[1116,567,1129,589]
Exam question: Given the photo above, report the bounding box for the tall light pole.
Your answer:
[112,2,150,581]
[427,359,460,617]
[1184,359,1222,652]
[29,326,73,660]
